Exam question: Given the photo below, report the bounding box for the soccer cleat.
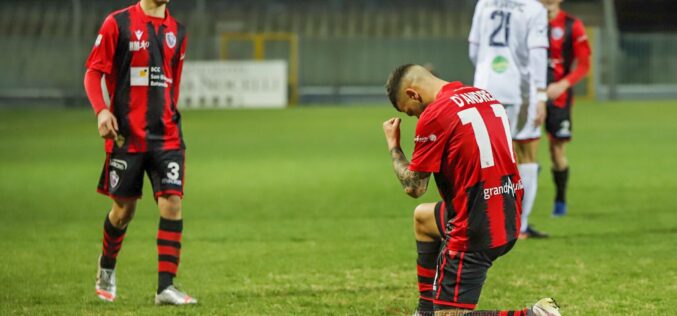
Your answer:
[552,201,567,217]
[155,285,197,305]
[519,226,549,239]
[95,257,116,302]
[530,297,561,316]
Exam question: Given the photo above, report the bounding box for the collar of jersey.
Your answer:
[133,2,172,27]
[435,81,464,101]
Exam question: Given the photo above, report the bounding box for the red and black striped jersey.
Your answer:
[86,3,187,153]
[409,82,524,252]
[548,10,591,108]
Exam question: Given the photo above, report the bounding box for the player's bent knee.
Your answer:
[414,203,439,239]
[414,204,434,225]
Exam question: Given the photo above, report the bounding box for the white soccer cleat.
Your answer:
[154,285,197,305]
[95,257,117,302]
[531,297,561,316]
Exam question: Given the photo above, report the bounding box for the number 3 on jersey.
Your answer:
[458,104,515,169]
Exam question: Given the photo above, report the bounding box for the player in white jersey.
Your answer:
[469,0,550,239]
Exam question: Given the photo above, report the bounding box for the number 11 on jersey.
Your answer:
[458,104,515,169]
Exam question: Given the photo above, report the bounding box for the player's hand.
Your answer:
[533,101,546,127]
[546,80,571,100]
[383,117,401,150]
[97,109,118,139]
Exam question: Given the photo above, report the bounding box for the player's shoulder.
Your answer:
[100,4,134,27]
[563,11,586,28]
[524,0,547,15]
[108,4,135,20]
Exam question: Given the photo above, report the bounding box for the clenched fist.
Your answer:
[383,117,402,150]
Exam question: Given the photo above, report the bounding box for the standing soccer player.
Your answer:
[384,64,560,316]
[84,0,196,305]
[468,0,551,239]
[541,0,591,217]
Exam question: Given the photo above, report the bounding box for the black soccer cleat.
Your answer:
[519,226,550,239]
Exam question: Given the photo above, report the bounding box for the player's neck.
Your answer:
[549,8,561,20]
[427,79,448,103]
[140,0,166,19]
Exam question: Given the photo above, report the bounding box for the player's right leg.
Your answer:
[95,153,145,302]
[96,198,137,302]
[413,202,446,316]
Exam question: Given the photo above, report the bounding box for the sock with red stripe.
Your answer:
[100,213,127,269]
[436,309,529,315]
[157,217,182,294]
[416,240,441,313]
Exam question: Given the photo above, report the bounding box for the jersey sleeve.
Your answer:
[85,15,119,75]
[409,116,448,173]
[527,7,549,49]
[468,0,483,44]
[564,19,591,86]
[172,36,187,106]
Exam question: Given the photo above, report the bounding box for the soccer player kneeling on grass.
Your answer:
[383,64,559,316]
[84,0,196,305]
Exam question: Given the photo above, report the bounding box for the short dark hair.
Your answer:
[385,64,415,109]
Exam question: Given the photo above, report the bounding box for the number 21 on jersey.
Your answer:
[490,10,511,47]
[458,104,515,169]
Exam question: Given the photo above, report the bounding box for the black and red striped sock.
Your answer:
[100,214,127,269]
[470,309,530,315]
[416,240,440,313]
[436,309,529,315]
[157,217,182,293]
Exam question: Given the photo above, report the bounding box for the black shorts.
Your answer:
[546,103,572,141]
[97,150,185,200]
[432,201,516,310]
[434,201,453,237]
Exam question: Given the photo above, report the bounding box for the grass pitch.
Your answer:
[0,100,675,315]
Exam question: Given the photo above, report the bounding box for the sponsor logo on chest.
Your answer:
[130,29,149,51]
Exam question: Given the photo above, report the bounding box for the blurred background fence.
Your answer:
[0,0,675,106]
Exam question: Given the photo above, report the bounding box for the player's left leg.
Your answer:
[433,242,560,315]
[413,202,445,315]
[549,140,569,217]
[147,150,196,305]
[434,297,560,315]
[514,140,548,239]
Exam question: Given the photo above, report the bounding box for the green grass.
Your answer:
[0,100,675,315]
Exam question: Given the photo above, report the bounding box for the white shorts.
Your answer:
[504,100,541,142]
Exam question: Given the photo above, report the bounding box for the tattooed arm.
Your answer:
[383,117,431,198]
[389,147,430,198]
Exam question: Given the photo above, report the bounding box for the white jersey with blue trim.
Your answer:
[469,0,549,105]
